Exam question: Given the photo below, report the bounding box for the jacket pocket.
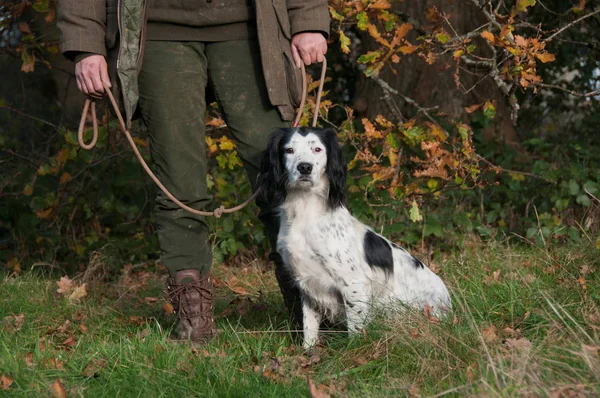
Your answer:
[105,2,119,50]
[281,34,302,107]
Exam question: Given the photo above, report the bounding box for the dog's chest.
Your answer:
[277,209,360,284]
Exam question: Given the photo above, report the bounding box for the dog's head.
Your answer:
[259,127,347,209]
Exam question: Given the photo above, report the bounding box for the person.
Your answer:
[57,0,329,343]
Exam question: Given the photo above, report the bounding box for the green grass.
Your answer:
[1,241,599,397]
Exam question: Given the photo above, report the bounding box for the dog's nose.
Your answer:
[297,162,313,175]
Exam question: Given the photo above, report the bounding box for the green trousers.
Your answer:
[138,40,288,275]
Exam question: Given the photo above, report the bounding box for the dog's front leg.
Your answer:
[301,295,322,350]
[343,287,371,336]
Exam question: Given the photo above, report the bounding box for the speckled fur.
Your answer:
[260,128,452,349]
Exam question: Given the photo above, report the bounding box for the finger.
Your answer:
[89,67,105,96]
[321,41,328,55]
[291,44,302,69]
[83,75,102,98]
[76,75,83,94]
[317,51,325,63]
[310,48,319,64]
[298,46,312,66]
[99,59,111,89]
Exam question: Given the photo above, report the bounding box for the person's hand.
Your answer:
[291,32,327,68]
[75,54,111,98]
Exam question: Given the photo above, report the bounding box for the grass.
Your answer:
[1,240,599,397]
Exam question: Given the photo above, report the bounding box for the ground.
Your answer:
[1,241,599,397]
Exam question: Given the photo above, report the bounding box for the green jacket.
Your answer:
[57,0,329,127]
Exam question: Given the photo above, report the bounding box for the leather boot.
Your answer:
[270,252,303,330]
[166,269,216,343]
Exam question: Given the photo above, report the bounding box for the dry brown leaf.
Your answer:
[308,377,330,398]
[12,313,25,331]
[42,358,64,370]
[78,324,88,334]
[69,283,88,302]
[144,297,158,304]
[482,324,498,344]
[504,337,532,352]
[56,276,74,295]
[466,364,477,382]
[51,379,67,398]
[58,320,71,334]
[0,374,14,390]
[480,30,495,42]
[83,358,107,377]
[163,303,175,315]
[25,352,34,367]
[464,103,483,114]
[231,286,250,296]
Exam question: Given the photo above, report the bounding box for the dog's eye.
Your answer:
[314,147,322,153]
[285,148,294,154]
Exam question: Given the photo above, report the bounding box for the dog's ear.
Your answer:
[259,129,288,208]
[322,129,347,209]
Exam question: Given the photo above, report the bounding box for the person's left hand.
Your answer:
[291,32,327,68]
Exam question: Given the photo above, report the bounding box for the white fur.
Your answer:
[272,131,452,349]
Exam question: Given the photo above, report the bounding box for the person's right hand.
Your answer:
[75,54,111,98]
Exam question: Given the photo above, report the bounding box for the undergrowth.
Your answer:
[1,240,599,397]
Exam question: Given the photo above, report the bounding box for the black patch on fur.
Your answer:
[411,257,425,269]
[364,230,394,276]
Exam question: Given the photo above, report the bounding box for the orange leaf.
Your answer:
[535,52,555,63]
[464,103,483,114]
[391,23,413,47]
[308,377,330,398]
[231,286,250,296]
[362,118,383,139]
[480,31,495,43]
[0,374,14,391]
[59,172,71,185]
[398,44,418,54]
[368,0,391,9]
[51,379,67,398]
[514,35,528,47]
[163,303,175,315]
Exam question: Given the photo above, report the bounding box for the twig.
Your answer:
[370,75,443,129]
[585,188,600,204]
[544,8,600,43]
[476,154,555,183]
[1,104,64,131]
[536,83,600,98]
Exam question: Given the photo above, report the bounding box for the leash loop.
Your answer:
[77,59,326,217]
[292,58,327,128]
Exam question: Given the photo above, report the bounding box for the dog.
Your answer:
[259,127,452,349]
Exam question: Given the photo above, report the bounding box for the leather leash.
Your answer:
[78,59,327,217]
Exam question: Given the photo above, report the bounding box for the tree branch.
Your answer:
[536,83,600,98]
[544,8,600,43]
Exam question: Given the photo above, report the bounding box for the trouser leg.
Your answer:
[205,40,302,327]
[138,41,212,276]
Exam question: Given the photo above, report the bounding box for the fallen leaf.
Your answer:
[83,358,107,377]
[56,276,74,295]
[136,328,150,341]
[13,313,25,331]
[144,297,158,304]
[58,320,71,334]
[482,324,498,344]
[51,379,67,398]
[78,324,88,333]
[504,337,532,352]
[308,377,330,398]
[69,283,88,302]
[42,358,64,370]
[25,352,34,367]
[0,374,14,390]
[163,303,175,315]
[231,286,250,296]
[466,364,477,382]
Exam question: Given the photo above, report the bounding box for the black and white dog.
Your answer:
[259,128,451,348]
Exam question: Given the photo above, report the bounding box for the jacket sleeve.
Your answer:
[57,0,107,59]
[286,0,330,38]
